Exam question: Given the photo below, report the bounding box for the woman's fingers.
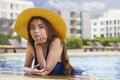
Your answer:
[33,68,47,76]
[35,34,47,44]
[39,68,45,73]
[37,70,48,76]
[33,64,40,68]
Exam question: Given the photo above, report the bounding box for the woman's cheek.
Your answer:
[31,35,36,41]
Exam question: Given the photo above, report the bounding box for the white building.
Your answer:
[0,0,34,46]
[0,0,34,34]
[60,10,91,38]
[0,0,34,19]
[91,9,120,38]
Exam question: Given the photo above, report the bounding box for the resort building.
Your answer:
[0,0,34,34]
[91,9,120,38]
[59,10,91,38]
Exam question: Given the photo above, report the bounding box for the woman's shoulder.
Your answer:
[49,37,63,49]
[51,37,62,44]
[53,37,62,42]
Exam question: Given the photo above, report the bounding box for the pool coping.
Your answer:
[0,72,117,80]
[0,50,120,57]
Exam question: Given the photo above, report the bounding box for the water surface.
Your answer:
[0,55,120,79]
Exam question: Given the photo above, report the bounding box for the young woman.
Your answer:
[14,8,75,76]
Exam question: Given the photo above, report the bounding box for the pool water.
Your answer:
[0,56,24,72]
[0,55,120,79]
[70,56,120,79]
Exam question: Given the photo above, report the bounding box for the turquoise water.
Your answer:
[0,56,120,79]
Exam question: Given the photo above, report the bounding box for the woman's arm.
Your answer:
[35,45,46,69]
[24,44,44,75]
[34,34,47,69]
[45,38,63,74]
[34,37,63,76]
[24,44,34,74]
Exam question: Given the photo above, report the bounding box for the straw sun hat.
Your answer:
[14,8,66,40]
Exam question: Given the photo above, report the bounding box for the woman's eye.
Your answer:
[38,25,44,29]
[30,26,35,29]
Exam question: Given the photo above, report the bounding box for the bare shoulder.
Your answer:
[51,38,62,45]
[49,37,63,48]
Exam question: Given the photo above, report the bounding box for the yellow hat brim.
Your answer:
[14,8,66,40]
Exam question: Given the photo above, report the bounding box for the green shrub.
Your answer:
[82,37,120,46]
[82,38,91,45]
[0,33,10,45]
[0,33,21,45]
[65,37,83,49]
[94,37,120,46]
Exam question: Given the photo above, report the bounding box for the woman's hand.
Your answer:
[34,34,47,45]
[31,64,48,76]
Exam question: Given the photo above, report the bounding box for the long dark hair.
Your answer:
[27,16,75,75]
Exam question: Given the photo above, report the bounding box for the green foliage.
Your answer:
[1,32,119,48]
[65,36,83,49]
[82,37,120,46]
[82,38,91,45]
[96,37,120,46]
[0,33,21,45]
[0,33,10,45]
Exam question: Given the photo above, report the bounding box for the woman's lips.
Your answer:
[34,35,39,37]
[34,35,40,39]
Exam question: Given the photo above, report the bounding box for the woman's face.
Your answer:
[29,19,48,41]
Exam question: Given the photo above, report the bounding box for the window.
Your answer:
[110,33,112,37]
[70,20,76,26]
[76,21,81,26]
[106,33,108,37]
[117,20,119,24]
[76,13,81,18]
[106,27,108,31]
[118,20,120,24]
[70,12,76,18]
[10,4,13,9]
[70,28,76,34]
[1,21,8,27]
[93,35,96,38]
[76,30,81,33]
[93,22,97,25]
[118,33,120,37]
[101,34,104,38]
[11,13,13,18]
[110,27,112,31]
[106,21,109,25]
[10,21,13,26]
[101,28,104,31]
[114,33,116,37]
[93,29,97,32]
[114,27,116,31]
[101,22,104,25]
[118,26,120,30]
[114,20,116,25]
[110,20,112,25]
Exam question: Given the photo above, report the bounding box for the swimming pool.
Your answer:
[0,55,120,79]
[70,56,120,79]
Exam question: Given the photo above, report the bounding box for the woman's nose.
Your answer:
[34,27,39,32]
